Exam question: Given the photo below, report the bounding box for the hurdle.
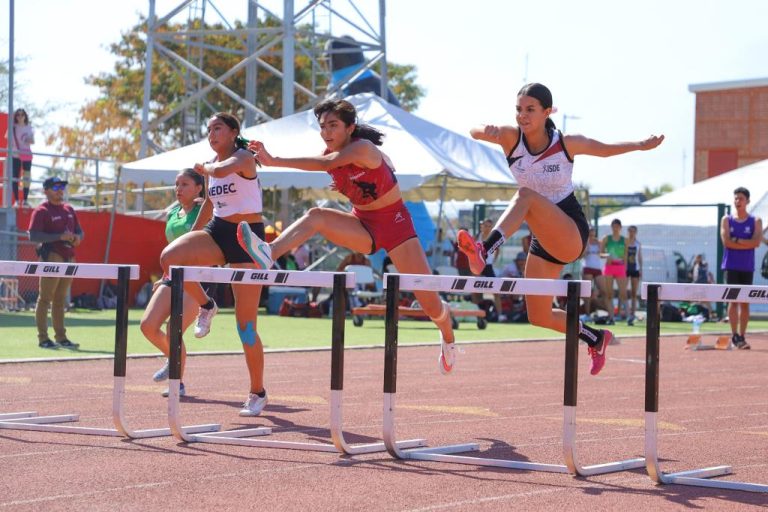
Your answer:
[166,265,426,453]
[382,274,646,476]
[644,282,768,493]
[0,260,219,438]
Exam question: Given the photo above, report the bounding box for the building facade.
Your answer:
[689,77,768,183]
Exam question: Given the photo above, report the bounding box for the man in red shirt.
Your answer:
[27,177,84,349]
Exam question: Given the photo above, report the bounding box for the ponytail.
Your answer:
[545,118,556,132]
[351,123,385,146]
[235,134,261,167]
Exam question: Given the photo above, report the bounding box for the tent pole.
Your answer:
[432,173,448,269]
[100,166,122,299]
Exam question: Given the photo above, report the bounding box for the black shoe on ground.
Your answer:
[736,334,751,350]
[39,339,58,349]
[58,339,79,349]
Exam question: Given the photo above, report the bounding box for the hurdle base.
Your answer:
[684,335,732,351]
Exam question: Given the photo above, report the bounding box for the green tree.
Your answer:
[48,16,425,168]
[642,183,674,200]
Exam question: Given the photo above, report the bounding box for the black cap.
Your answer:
[43,177,68,189]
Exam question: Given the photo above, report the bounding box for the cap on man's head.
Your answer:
[43,177,68,189]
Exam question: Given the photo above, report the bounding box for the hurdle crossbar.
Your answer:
[382,274,645,476]
[166,266,425,453]
[643,282,768,493]
[0,261,219,438]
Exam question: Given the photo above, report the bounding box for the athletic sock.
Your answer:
[201,298,215,310]
[482,229,506,256]
[255,389,266,398]
[579,321,603,348]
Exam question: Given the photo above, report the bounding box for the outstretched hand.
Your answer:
[483,124,503,140]
[247,140,275,166]
[193,163,208,175]
[640,135,665,150]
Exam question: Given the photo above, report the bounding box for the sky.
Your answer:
[2,0,768,197]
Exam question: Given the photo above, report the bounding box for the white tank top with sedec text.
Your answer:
[207,158,263,217]
[506,129,575,204]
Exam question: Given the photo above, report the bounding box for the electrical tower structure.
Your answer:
[139,0,390,157]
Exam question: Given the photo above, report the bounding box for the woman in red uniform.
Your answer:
[237,99,457,374]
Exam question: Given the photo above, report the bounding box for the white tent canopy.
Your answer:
[121,93,516,201]
[597,159,768,290]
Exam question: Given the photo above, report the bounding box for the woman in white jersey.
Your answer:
[160,112,269,417]
[457,83,663,376]
[580,227,608,316]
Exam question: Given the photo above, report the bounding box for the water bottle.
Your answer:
[692,315,703,334]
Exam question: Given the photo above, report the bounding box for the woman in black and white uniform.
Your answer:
[160,112,268,417]
[457,83,664,376]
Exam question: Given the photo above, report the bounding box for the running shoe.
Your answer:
[237,221,273,269]
[737,334,751,350]
[194,299,218,338]
[162,382,185,397]
[153,359,170,382]
[239,391,269,417]
[456,229,486,276]
[38,339,58,349]
[439,340,456,375]
[58,339,79,349]
[588,330,611,376]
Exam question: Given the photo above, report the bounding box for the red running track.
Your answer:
[0,335,766,511]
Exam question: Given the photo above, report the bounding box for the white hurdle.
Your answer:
[382,273,646,476]
[0,260,219,438]
[166,265,426,453]
[643,282,768,493]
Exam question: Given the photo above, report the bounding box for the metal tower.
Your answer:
[139,0,389,157]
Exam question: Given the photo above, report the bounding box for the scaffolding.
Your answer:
[139,0,390,157]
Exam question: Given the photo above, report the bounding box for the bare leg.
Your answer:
[140,286,198,378]
[161,231,225,305]
[388,238,454,342]
[616,277,628,318]
[270,208,373,261]
[738,303,750,337]
[603,275,615,320]
[629,276,639,317]
[523,254,567,332]
[230,263,264,394]
[494,187,583,263]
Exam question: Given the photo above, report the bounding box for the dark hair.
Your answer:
[734,186,750,200]
[179,168,205,198]
[611,218,622,227]
[13,108,29,125]
[518,83,556,132]
[208,112,261,166]
[628,225,637,231]
[313,99,385,146]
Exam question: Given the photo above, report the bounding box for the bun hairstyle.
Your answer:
[313,99,385,146]
[209,112,261,166]
[180,168,205,198]
[518,83,556,132]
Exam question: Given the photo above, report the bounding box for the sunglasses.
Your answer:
[50,184,66,191]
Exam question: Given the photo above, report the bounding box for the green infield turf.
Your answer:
[0,308,759,361]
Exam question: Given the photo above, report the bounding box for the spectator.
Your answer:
[452,228,471,276]
[292,243,311,270]
[720,186,762,349]
[476,218,503,319]
[581,227,608,316]
[624,225,643,326]
[426,228,455,270]
[691,253,714,317]
[27,177,83,349]
[7,108,35,207]
[600,218,627,324]
[500,251,527,278]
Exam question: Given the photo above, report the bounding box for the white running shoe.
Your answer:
[162,382,185,397]
[439,340,456,375]
[194,300,218,338]
[237,221,273,269]
[239,391,268,417]
[153,359,170,382]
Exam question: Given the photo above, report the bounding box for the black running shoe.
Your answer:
[39,339,58,349]
[58,339,79,349]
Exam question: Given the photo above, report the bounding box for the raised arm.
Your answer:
[194,150,256,179]
[564,134,664,158]
[469,124,519,155]
[248,139,381,171]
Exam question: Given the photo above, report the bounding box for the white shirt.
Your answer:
[506,129,575,204]
[207,161,263,217]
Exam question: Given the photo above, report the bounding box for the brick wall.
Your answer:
[692,85,768,182]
